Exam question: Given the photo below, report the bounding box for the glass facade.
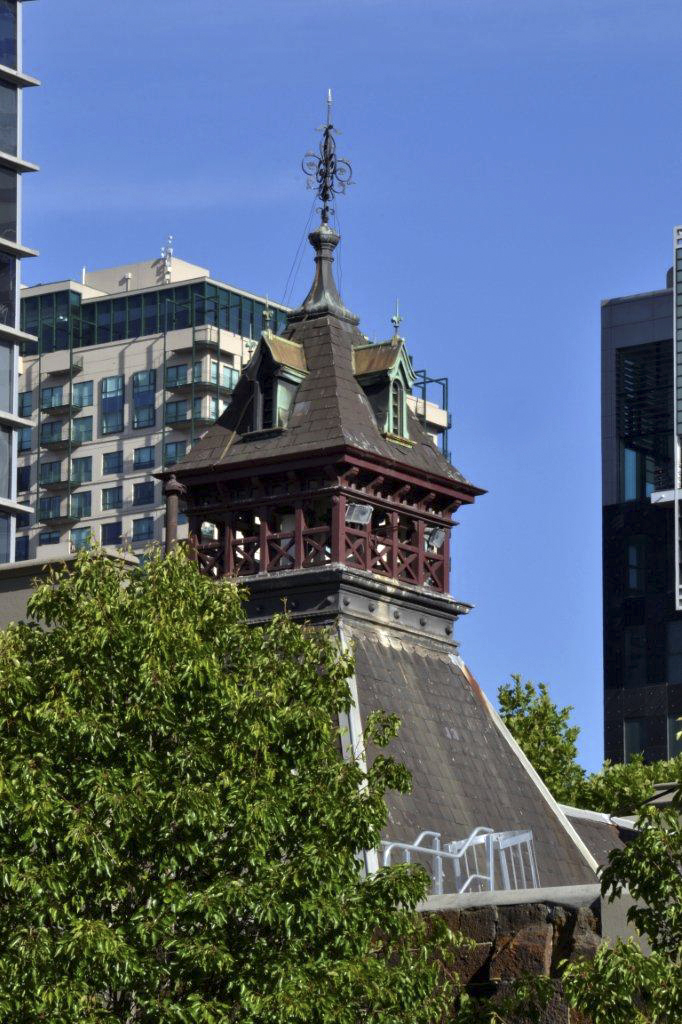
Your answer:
[0,167,16,240]
[20,282,288,356]
[0,80,17,155]
[0,1,17,70]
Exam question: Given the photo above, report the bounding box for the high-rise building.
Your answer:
[15,253,449,561]
[602,253,682,763]
[0,0,38,563]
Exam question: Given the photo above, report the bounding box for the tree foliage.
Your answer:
[497,675,585,806]
[561,773,682,1023]
[497,675,682,815]
[0,548,465,1023]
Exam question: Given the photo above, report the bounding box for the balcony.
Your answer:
[40,436,83,453]
[41,399,84,417]
[43,360,83,380]
[170,324,227,355]
[40,476,90,493]
[165,411,214,431]
[165,374,237,396]
[38,507,79,527]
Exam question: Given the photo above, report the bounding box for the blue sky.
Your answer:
[22,0,682,771]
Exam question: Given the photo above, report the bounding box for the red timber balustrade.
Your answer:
[184,463,461,594]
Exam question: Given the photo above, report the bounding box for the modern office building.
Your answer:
[16,252,449,561]
[602,251,682,763]
[0,0,38,563]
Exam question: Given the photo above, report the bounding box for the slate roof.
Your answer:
[349,625,598,889]
[173,312,478,490]
[560,807,638,868]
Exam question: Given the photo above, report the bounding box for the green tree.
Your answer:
[561,772,682,1023]
[0,548,462,1023]
[498,675,682,815]
[497,675,586,805]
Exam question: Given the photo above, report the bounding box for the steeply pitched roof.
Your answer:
[173,312,478,489]
[350,626,598,888]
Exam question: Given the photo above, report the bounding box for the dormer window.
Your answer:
[390,379,405,437]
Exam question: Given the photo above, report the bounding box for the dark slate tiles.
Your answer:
[349,626,597,889]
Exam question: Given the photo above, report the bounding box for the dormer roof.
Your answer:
[261,331,308,375]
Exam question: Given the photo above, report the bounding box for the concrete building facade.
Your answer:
[15,253,449,562]
[0,0,38,563]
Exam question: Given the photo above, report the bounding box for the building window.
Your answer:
[623,718,646,763]
[71,456,92,484]
[41,385,63,410]
[101,521,122,546]
[132,369,156,429]
[0,81,17,156]
[40,420,62,444]
[164,440,187,466]
[39,460,61,485]
[103,450,123,475]
[72,379,93,408]
[133,517,154,542]
[0,167,16,242]
[666,621,682,685]
[73,416,93,443]
[102,486,122,511]
[0,1,18,70]
[38,495,61,521]
[38,530,61,546]
[165,399,188,425]
[101,375,124,435]
[133,445,154,469]
[0,252,15,326]
[390,379,405,437]
[623,625,647,687]
[211,359,238,389]
[626,537,646,592]
[71,527,91,552]
[70,491,91,519]
[668,715,682,758]
[16,464,29,491]
[16,511,29,529]
[15,535,29,561]
[18,390,32,418]
[133,481,155,506]
[18,425,31,451]
[166,363,188,388]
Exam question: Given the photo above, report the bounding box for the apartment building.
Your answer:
[0,0,38,562]
[16,252,450,561]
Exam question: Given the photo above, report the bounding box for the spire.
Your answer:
[391,298,403,339]
[289,92,359,326]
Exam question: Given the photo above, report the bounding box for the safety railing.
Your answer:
[380,827,540,896]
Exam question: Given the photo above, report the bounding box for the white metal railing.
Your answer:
[380,827,540,895]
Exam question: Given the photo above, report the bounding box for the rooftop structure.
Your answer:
[164,98,599,891]
[15,248,450,562]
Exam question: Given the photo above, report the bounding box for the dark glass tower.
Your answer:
[602,266,682,763]
[0,0,38,563]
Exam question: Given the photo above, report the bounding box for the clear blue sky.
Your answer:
[22,0,682,772]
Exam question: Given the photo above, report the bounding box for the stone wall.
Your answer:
[420,885,612,1023]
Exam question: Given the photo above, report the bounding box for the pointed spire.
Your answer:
[290,93,359,326]
[391,298,403,338]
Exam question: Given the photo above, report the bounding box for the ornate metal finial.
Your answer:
[302,89,353,225]
[263,296,273,330]
[391,298,403,337]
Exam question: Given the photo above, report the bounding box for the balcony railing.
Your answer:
[380,828,540,896]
